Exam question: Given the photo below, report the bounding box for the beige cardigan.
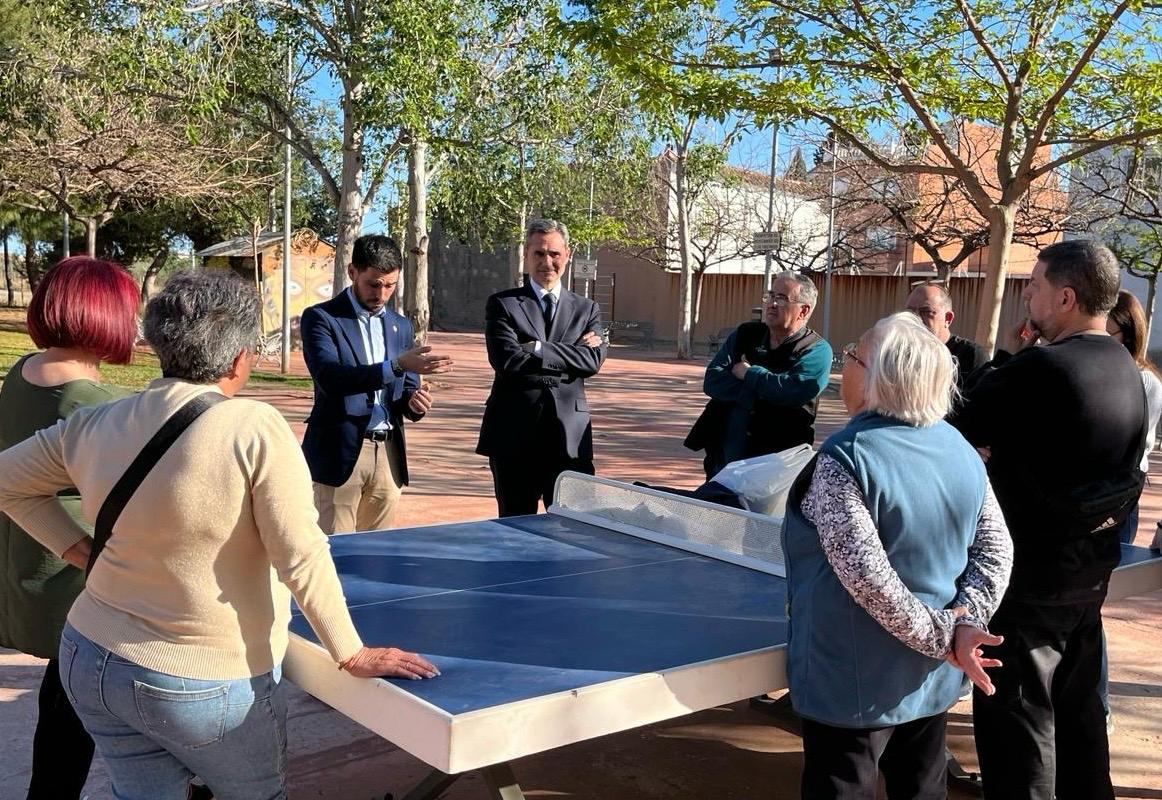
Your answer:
[0,379,363,680]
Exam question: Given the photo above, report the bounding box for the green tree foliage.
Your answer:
[0,0,57,137]
[1,3,278,261]
[90,0,646,337]
[566,0,1162,351]
[431,60,654,277]
[571,3,753,358]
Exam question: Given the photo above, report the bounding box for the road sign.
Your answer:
[572,258,598,280]
[752,231,782,252]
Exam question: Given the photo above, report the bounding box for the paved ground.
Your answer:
[2,331,1161,799]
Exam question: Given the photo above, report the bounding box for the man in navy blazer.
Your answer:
[302,235,453,532]
[476,219,608,516]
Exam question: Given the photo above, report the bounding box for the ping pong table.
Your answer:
[285,473,1162,800]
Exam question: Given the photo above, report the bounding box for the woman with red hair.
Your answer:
[0,256,139,799]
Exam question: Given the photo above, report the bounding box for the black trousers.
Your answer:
[800,713,948,799]
[489,450,594,517]
[973,599,1111,800]
[27,658,95,799]
[489,396,594,517]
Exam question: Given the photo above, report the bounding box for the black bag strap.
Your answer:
[86,392,227,576]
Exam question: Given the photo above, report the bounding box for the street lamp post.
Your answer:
[822,135,839,343]
[280,45,293,375]
[763,117,781,295]
[762,56,782,298]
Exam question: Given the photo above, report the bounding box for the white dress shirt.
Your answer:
[345,288,392,431]
[529,280,562,356]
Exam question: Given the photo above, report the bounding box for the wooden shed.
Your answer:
[197,229,335,336]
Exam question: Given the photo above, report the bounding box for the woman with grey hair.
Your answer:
[782,312,1013,798]
[0,271,437,800]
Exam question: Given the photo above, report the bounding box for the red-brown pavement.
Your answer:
[2,331,1160,799]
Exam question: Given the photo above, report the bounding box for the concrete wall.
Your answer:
[593,247,1030,353]
[429,234,513,330]
[428,235,1031,354]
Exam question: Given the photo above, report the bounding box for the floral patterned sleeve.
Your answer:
[801,453,1007,659]
[952,483,1012,624]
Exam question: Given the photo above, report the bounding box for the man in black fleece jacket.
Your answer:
[953,239,1146,800]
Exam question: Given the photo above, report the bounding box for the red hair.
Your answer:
[26,257,140,365]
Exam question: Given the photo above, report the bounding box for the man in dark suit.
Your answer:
[301,234,453,532]
[476,219,608,517]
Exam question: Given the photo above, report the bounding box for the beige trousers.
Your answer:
[313,437,404,534]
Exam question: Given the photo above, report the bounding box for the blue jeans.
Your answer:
[1101,500,1141,713]
[1118,499,1140,545]
[59,624,287,800]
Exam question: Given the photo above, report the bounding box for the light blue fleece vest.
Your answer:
[783,411,986,728]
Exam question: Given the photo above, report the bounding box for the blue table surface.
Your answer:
[290,513,786,714]
[1117,543,1162,568]
[291,518,1160,716]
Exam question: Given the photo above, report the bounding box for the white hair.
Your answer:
[862,312,957,426]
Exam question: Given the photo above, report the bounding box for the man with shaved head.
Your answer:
[905,281,986,391]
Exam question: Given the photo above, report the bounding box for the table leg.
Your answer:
[945,750,983,797]
[398,768,459,800]
[482,763,526,800]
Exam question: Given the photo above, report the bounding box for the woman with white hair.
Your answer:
[783,312,1013,799]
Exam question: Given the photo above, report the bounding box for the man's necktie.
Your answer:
[543,293,556,338]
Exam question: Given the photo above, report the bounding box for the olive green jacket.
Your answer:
[0,355,129,658]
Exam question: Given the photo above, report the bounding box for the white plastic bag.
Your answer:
[711,444,816,517]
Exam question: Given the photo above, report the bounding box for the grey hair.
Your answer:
[862,312,957,426]
[526,218,570,248]
[774,271,818,307]
[143,271,261,383]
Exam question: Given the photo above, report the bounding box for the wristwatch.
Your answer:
[390,358,405,378]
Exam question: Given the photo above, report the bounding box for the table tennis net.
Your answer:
[550,472,786,578]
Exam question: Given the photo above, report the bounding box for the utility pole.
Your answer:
[281,45,293,374]
[822,133,839,343]
[762,56,782,299]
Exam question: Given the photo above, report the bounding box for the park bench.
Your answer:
[707,326,736,356]
[605,320,656,349]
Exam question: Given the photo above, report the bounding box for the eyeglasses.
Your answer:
[763,292,803,307]
[842,342,867,369]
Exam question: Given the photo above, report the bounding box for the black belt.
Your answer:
[364,428,392,442]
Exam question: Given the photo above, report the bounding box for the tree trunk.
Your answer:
[973,203,1016,355]
[404,136,430,342]
[332,109,365,297]
[509,199,528,288]
[675,143,695,359]
[1145,268,1159,349]
[3,228,12,306]
[25,239,40,290]
[693,269,705,327]
[85,216,97,257]
[266,185,278,232]
[140,246,169,302]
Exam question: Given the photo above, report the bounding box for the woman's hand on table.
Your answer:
[341,646,440,680]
